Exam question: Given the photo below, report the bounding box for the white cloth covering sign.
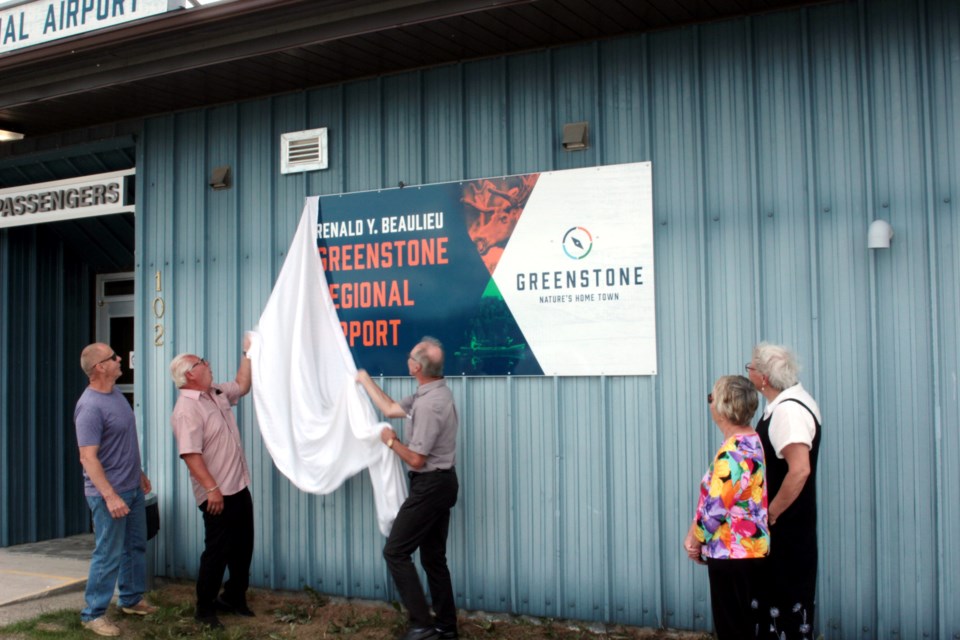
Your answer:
[248,200,407,536]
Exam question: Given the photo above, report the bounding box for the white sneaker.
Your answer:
[82,616,121,637]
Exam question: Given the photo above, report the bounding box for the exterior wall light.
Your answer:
[562,121,589,151]
[0,129,24,142]
[867,219,893,249]
[209,165,231,190]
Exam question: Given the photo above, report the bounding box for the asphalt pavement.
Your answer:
[0,534,92,626]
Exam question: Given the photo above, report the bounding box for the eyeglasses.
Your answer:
[188,357,208,373]
[744,363,756,372]
[707,393,714,404]
[95,352,119,367]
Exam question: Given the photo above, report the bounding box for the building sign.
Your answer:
[1,0,182,55]
[0,169,135,228]
[316,162,656,376]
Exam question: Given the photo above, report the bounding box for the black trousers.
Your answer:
[762,525,817,640]
[706,557,766,640]
[384,469,459,629]
[196,487,254,616]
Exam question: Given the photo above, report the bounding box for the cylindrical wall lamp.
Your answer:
[867,219,893,249]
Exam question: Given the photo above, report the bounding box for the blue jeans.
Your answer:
[82,487,147,621]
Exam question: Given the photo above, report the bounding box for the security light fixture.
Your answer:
[0,129,24,142]
[562,121,589,151]
[209,165,231,190]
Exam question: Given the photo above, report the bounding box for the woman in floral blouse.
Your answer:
[684,374,769,639]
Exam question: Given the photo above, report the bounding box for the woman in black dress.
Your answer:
[746,343,822,640]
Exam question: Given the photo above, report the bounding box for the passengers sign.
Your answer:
[315,162,657,377]
[1,0,181,55]
[0,169,134,227]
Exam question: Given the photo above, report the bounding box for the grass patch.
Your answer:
[0,609,84,638]
[0,581,713,639]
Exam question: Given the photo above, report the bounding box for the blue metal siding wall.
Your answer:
[926,0,960,634]
[0,230,6,545]
[0,225,92,546]
[137,1,960,637]
[806,6,877,635]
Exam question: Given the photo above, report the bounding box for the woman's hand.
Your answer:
[684,526,706,565]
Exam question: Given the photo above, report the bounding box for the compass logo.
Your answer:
[562,226,593,260]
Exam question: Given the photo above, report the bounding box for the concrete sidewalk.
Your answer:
[0,534,92,626]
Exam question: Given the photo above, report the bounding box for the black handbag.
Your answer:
[146,497,160,540]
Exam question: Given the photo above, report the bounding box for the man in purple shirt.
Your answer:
[75,343,157,637]
[357,336,460,640]
[169,336,253,630]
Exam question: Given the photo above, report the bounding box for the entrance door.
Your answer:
[96,273,135,406]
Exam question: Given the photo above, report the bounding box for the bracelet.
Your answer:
[387,438,395,449]
[205,484,220,494]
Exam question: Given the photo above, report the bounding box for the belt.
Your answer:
[408,467,454,479]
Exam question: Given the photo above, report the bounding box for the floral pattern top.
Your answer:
[694,433,770,559]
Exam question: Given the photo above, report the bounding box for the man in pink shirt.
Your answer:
[169,336,253,630]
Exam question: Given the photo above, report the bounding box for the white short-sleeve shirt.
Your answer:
[762,383,821,459]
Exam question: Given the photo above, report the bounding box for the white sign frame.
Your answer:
[1,0,183,55]
[0,169,135,228]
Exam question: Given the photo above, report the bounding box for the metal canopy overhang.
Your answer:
[0,0,836,139]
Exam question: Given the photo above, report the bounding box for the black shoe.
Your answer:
[435,626,459,639]
[194,613,224,629]
[399,627,439,640]
[216,596,256,617]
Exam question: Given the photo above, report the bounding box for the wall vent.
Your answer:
[280,128,328,174]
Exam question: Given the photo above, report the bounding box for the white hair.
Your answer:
[752,342,800,390]
[169,353,198,388]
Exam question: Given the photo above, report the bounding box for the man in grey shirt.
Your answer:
[74,343,157,636]
[357,336,459,640]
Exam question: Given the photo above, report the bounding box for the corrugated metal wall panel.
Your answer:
[598,36,651,165]
[646,24,710,632]
[0,231,7,547]
[865,2,938,638]
[926,2,960,639]
[383,73,424,188]
[138,114,179,580]
[345,81,384,193]
[509,376,560,618]
[306,86,348,196]
[556,377,607,622]
[606,377,660,627]
[463,58,508,178]
[805,5,878,636]
[423,65,464,184]
[130,1,960,637]
[0,225,92,545]
[458,376,512,613]
[506,52,554,174]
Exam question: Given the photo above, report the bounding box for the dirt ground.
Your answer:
[125,580,712,639]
